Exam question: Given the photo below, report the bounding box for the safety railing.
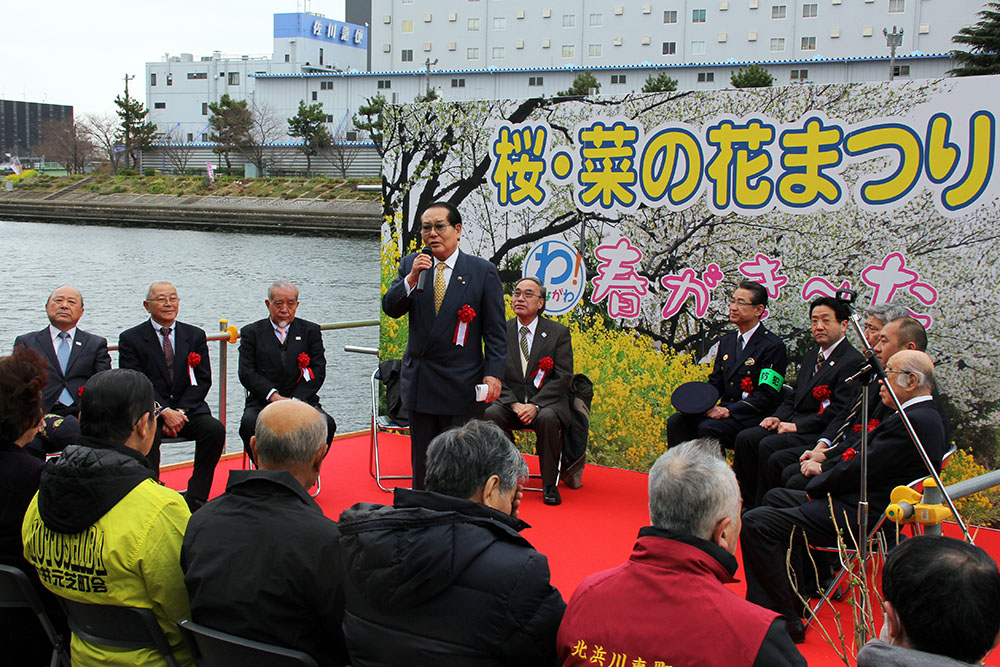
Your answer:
[105,318,379,427]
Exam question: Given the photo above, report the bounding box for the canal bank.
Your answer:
[0,189,382,236]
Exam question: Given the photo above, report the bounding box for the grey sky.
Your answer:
[0,0,346,117]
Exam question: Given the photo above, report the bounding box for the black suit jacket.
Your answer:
[804,399,945,523]
[773,339,864,435]
[707,324,788,422]
[118,320,213,416]
[497,317,573,426]
[13,327,111,411]
[238,317,327,410]
[382,250,506,416]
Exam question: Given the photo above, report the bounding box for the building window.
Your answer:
[697,71,715,82]
[529,76,544,85]
[468,17,480,31]
[402,20,414,33]
[401,49,414,61]
[790,68,808,81]
[326,115,334,123]
[201,102,208,115]
[691,40,706,54]
[802,3,817,17]
[319,47,324,65]
[187,133,193,142]
[588,44,602,57]
[771,4,786,18]
[801,35,816,50]
[692,8,707,22]
[664,10,678,23]
[202,133,209,142]
[892,64,910,76]
[493,16,506,30]
[493,46,505,59]
[377,79,391,89]
[561,44,575,57]
[770,37,785,51]
[150,73,157,86]
[320,81,333,90]
[563,14,576,27]
[611,74,627,84]
[889,0,904,12]
[452,78,466,87]
[589,13,603,26]
[662,41,677,54]
[187,72,207,80]
[311,91,318,101]
[467,47,480,59]
[228,72,239,85]
[154,102,166,109]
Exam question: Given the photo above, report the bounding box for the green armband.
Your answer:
[758,368,784,391]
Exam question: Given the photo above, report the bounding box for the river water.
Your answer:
[0,220,380,465]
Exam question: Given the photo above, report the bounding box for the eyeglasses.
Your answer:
[884,369,913,378]
[420,223,452,234]
[729,299,755,308]
[148,296,179,305]
[270,300,298,308]
[512,290,541,299]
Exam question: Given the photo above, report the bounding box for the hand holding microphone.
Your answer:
[410,246,434,292]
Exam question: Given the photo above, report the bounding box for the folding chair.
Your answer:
[59,598,179,667]
[370,364,411,492]
[178,619,318,667]
[0,564,69,667]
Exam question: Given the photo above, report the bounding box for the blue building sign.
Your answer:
[273,13,368,50]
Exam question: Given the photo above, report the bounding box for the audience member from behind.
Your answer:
[182,401,348,666]
[858,536,1000,666]
[557,439,805,667]
[338,419,565,666]
[22,369,193,666]
[0,347,67,664]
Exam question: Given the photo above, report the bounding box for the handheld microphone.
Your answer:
[415,246,434,293]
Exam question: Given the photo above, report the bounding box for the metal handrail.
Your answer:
[104,319,379,427]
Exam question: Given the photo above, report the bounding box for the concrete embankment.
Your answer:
[0,189,381,237]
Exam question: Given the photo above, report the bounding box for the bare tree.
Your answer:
[238,101,285,176]
[81,113,122,174]
[34,117,93,173]
[161,137,197,173]
[320,125,366,178]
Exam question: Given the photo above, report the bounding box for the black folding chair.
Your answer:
[178,618,318,667]
[59,598,179,666]
[0,564,69,667]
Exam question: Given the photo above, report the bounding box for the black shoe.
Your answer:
[542,485,562,506]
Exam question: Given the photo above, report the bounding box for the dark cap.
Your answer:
[671,381,720,415]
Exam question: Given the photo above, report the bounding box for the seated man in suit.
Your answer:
[485,277,573,506]
[739,350,945,644]
[238,280,336,461]
[118,281,225,511]
[667,280,788,451]
[13,285,111,455]
[733,296,864,508]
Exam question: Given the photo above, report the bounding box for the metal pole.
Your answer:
[883,27,903,81]
[218,319,229,427]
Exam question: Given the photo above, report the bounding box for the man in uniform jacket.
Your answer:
[118,282,225,510]
[382,202,506,490]
[485,277,572,505]
[238,280,336,460]
[733,296,864,507]
[13,285,111,454]
[667,280,787,451]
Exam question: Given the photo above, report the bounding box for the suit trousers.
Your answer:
[734,427,813,508]
[148,412,226,502]
[239,404,337,462]
[408,407,484,490]
[666,412,748,450]
[765,446,815,490]
[484,403,562,486]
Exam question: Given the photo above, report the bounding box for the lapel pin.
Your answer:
[541,332,547,338]
[74,341,82,346]
[745,357,755,366]
[295,336,302,341]
[723,354,729,361]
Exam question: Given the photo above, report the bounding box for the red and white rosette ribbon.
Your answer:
[740,376,754,399]
[813,385,831,414]
[453,305,476,347]
[533,356,554,388]
[298,352,313,382]
[187,352,201,386]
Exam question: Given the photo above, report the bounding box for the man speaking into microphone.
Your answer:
[383,202,506,489]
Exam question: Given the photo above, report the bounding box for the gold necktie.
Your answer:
[434,263,447,315]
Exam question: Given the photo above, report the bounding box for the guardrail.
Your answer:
[106,318,379,427]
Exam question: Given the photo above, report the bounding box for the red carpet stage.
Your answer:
[162,432,1000,667]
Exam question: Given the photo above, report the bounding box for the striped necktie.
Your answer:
[519,326,530,374]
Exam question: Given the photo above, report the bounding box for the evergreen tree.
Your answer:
[559,71,600,96]
[950,1,1000,76]
[353,93,387,153]
[414,88,440,103]
[208,94,252,169]
[114,86,157,170]
[642,73,679,93]
[730,64,774,88]
[287,100,332,176]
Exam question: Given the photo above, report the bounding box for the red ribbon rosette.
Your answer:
[533,356,554,388]
[187,352,202,386]
[453,305,477,346]
[841,447,857,461]
[853,423,863,434]
[77,386,84,398]
[740,377,754,393]
[298,352,314,382]
[867,418,879,432]
[813,385,831,413]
